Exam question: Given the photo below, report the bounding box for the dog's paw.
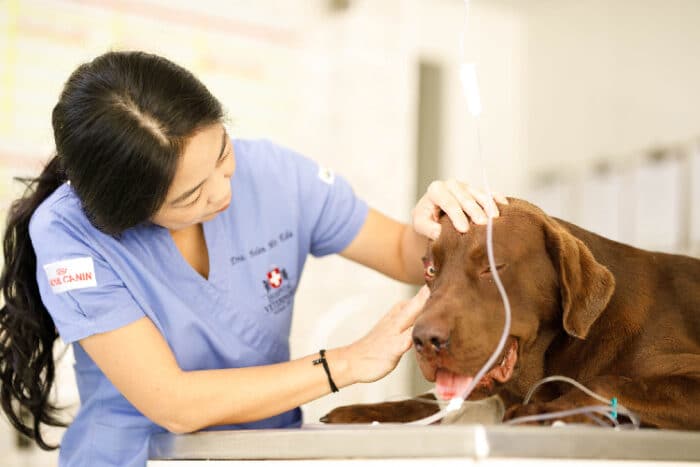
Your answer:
[320,398,441,424]
[320,404,382,424]
[503,401,613,426]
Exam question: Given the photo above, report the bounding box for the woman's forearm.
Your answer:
[81,291,425,435]
[168,346,353,432]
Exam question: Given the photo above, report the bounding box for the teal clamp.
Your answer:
[610,397,618,420]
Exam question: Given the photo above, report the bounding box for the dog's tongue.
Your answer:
[435,369,473,400]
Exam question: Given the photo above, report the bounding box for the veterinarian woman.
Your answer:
[0,51,503,467]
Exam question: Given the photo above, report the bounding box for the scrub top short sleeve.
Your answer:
[275,143,368,257]
[29,210,145,344]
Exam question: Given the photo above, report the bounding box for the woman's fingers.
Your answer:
[427,181,469,233]
[396,285,429,331]
[411,202,442,240]
[492,191,509,205]
[350,287,430,382]
[414,180,505,240]
[446,179,496,223]
[398,326,415,354]
[465,185,500,220]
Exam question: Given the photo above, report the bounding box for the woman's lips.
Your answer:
[213,196,232,214]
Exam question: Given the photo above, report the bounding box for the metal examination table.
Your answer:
[148,424,700,465]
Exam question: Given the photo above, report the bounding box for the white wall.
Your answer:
[522,0,700,173]
[517,0,700,255]
[412,0,526,195]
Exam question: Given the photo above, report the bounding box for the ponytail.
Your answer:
[0,155,68,450]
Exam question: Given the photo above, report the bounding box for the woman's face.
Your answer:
[151,123,235,231]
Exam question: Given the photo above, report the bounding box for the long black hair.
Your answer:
[0,51,224,449]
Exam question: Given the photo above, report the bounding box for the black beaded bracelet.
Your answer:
[313,349,339,393]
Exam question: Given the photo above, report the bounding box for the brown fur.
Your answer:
[322,198,700,428]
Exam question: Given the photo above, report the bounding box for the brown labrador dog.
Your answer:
[322,198,700,429]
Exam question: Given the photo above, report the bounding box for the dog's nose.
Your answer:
[412,322,450,354]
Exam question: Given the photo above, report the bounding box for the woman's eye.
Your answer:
[182,192,202,208]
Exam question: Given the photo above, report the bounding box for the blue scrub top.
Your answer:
[29,139,369,467]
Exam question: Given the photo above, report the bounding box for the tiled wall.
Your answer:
[525,143,700,257]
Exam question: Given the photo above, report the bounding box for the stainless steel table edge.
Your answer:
[148,424,700,461]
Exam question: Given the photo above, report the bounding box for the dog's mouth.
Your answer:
[434,337,518,400]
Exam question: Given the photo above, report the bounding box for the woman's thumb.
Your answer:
[399,285,429,330]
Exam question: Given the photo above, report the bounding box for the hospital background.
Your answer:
[1,0,700,465]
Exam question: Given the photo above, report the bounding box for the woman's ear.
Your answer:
[543,219,615,339]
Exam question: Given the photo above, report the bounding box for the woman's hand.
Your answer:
[412,180,508,240]
[345,286,430,384]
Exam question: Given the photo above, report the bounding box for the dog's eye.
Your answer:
[481,264,507,276]
[423,258,437,280]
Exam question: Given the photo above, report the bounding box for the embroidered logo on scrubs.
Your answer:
[265,267,286,289]
[262,266,294,314]
[43,257,97,294]
[318,166,335,185]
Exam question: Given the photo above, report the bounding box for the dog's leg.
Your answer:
[503,375,700,429]
[320,393,440,424]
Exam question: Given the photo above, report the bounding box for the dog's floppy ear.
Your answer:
[543,218,615,339]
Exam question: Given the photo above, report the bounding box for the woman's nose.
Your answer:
[209,179,230,206]
[209,159,234,205]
